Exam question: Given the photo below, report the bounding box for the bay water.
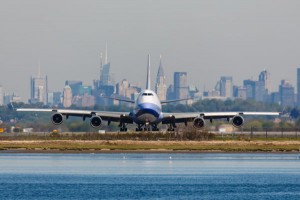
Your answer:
[0,153,299,199]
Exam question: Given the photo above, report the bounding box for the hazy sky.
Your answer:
[1,0,300,100]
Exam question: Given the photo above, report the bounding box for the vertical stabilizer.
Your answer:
[146,54,151,90]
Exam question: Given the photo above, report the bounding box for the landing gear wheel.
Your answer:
[152,125,159,131]
[167,125,175,132]
[120,127,128,132]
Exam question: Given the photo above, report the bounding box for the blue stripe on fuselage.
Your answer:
[136,103,161,118]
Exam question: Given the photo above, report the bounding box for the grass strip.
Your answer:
[0,140,300,152]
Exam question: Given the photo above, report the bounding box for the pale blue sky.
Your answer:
[1,0,300,100]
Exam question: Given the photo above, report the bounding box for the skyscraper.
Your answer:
[243,79,256,100]
[297,68,300,105]
[259,70,271,93]
[254,81,267,102]
[99,43,111,86]
[63,85,72,108]
[220,76,233,98]
[243,70,270,102]
[65,80,83,97]
[279,80,295,107]
[155,56,167,101]
[0,85,3,106]
[174,72,188,100]
[30,73,48,105]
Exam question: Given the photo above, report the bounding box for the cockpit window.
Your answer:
[142,93,154,96]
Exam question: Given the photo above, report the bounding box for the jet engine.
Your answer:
[232,115,244,128]
[193,117,205,129]
[51,113,63,125]
[90,116,102,128]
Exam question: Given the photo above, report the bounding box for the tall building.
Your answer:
[65,80,83,97]
[47,92,54,106]
[30,74,48,105]
[254,81,267,102]
[0,85,3,106]
[259,70,271,93]
[47,91,62,106]
[4,94,12,105]
[116,79,130,97]
[243,79,266,102]
[99,43,111,86]
[155,56,167,101]
[297,68,300,105]
[220,76,233,98]
[233,86,247,100]
[53,92,62,106]
[167,84,175,100]
[279,80,295,107]
[63,85,72,108]
[174,72,188,100]
[116,79,140,100]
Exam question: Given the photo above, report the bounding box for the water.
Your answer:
[0,153,299,199]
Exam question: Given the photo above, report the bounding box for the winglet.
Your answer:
[146,54,151,90]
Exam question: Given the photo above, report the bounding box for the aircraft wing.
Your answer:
[162,111,280,124]
[16,108,133,123]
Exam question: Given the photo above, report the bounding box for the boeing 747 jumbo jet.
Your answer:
[17,55,280,132]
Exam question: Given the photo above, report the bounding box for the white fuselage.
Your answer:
[133,89,163,125]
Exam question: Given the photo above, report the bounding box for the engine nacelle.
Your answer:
[51,113,63,125]
[193,117,205,129]
[90,116,102,128]
[232,115,244,128]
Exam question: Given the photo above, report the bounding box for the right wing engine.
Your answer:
[231,115,244,128]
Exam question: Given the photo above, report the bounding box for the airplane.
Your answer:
[17,55,280,132]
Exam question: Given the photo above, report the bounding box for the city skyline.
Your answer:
[1,1,300,100]
[1,59,299,106]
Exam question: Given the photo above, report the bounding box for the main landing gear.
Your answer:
[167,123,176,132]
[135,124,159,132]
[119,122,127,132]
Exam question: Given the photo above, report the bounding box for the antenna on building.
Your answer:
[38,60,41,78]
[100,52,103,81]
[105,41,108,64]
[100,52,103,66]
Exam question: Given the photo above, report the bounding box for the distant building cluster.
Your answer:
[0,85,22,106]
[25,49,198,108]
[203,69,296,107]
[2,46,300,108]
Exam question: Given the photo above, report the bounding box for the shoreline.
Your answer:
[1,149,300,154]
[0,140,300,153]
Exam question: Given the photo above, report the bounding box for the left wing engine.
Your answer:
[90,116,102,128]
[193,117,205,129]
